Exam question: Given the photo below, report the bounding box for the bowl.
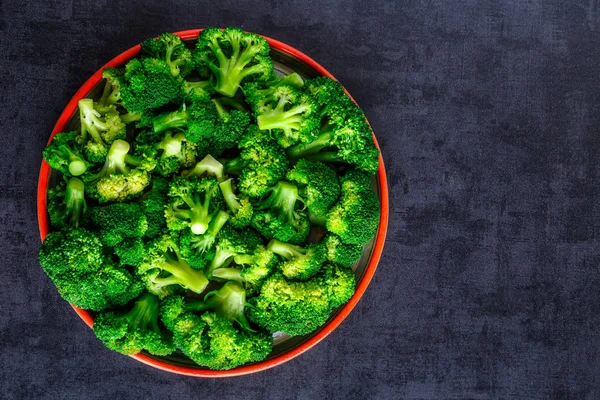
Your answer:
[37,29,389,377]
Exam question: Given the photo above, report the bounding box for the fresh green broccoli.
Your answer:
[326,169,380,245]
[252,86,319,148]
[247,264,356,336]
[165,176,224,235]
[251,181,310,244]
[140,33,193,78]
[154,132,198,176]
[209,98,251,155]
[323,233,363,267]
[94,292,175,356]
[141,176,170,238]
[212,244,277,293]
[243,72,305,108]
[178,210,230,269]
[47,178,87,230]
[119,58,183,113]
[218,178,252,228]
[78,99,126,162]
[182,79,213,102]
[38,228,143,310]
[89,202,148,246]
[97,68,124,113]
[114,237,145,267]
[286,77,379,173]
[286,159,341,225]
[205,226,263,277]
[267,239,326,280]
[85,140,152,203]
[183,154,225,182]
[226,125,289,197]
[194,27,273,97]
[42,132,90,176]
[138,234,209,298]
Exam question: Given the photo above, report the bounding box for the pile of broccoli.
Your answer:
[39,28,381,370]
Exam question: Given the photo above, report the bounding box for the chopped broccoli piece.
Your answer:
[183,154,225,182]
[267,239,326,280]
[43,132,90,176]
[219,178,253,228]
[324,234,363,267]
[206,226,263,277]
[47,177,87,230]
[89,202,148,247]
[212,244,278,294]
[140,33,193,78]
[78,99,126,162]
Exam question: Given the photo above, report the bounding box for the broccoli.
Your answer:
[114,237,145,267]
[94,292,175,356]
[182,79,213,102]
[267,239,326,280]
[154,132,198,176]
[89,202,148,247]
[194,27,273,97]
[140,33,193,78]
[85,140,152,203]
[323,233,363,268]
[253,86,319,148]
[326,169,380,245]
[38,228,143,310]
[165,176,224,235]
[47,177,87,230]
[243,72,305,108]
[183,154,225,182]
[247,264,356,336]
[178,210,230,269]
[226,125,289,197]
[119,58,183,113]
[218,178,252,228]
[141,176,170,238]
[286,159,341,225]
[205,226,263,277]
[138,234,209,297]
[286,78,379,173]
[97,68,125,114]
[42,131,90,176]
[78,99,126,162]
[251,181,310,244]
[212,244,278,293]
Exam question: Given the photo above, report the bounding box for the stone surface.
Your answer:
[2,0,600,399]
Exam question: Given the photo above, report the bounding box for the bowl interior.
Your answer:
[45,40,384,370]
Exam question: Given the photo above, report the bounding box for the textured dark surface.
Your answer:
[2,0,600,399]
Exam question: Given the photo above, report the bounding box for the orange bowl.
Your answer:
[37,29,389,377]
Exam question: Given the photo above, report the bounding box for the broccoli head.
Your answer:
[205,226,263,277]
[323,233,363,267]
[78,99,126,162]
[141,176,170,239]
[114,237,145,267]
[251,181,310,244]
[218,178,252,228]
[212,245,278,294]
[93,292,175,356]
[154,132,198,176]
[194,27,273,97]
[178,210,230,270]
[140,32,193,78]
[43,131,90,176]
[89,202,148,246]
[47,177,87,230]
[326,169,380,245]
[267,239,326,281]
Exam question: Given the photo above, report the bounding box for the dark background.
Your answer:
[2,0,600,399]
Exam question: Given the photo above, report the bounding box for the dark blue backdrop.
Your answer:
[2,0,600,399]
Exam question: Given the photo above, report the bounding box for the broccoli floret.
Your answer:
[212,245,278,293]
[243,72,305,108]
[47,178,87,230]
[210,98,251,155]
[323,233,363,267]
[114,237,145,267]
[165,176,224,235]
[286,159,341,225]
[205,226,263,277]
[194,27,273,97]
[322,263,356,308]
[254,86,319,148]
[246,273,331,336]
[119,58,183,113]
[154,132,198,176]
[267,239,326,280]
[89,202,148,246]
[85,140,152,203]
[141,176,170,239]
[78,99,126,162]
[183,154,225,182]
[94,292,175,356]
[38,228,142,310]
[251,181,309,244]
[326,169,380,245]
[97,68,124,113]
[178,210,229,269]
[42,131,90,176]
[218,178,252,228]
[182,79,213,102]
[228,125,289,198]
[138,234,209,298]
[140,33,193,78]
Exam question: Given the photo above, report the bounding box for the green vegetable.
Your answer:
[42,132,90,176]
[47,178,87,230]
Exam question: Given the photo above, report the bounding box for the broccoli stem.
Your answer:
[219,179,242,214]
[191,211,230,252]
[120,111,142,124]
[160,253,209,294]
[206,246,236,277]
[216,97,246,111]
[123,292,161,333]
[158,133,185,158]
[79,99,107,145]
[64,178,86,227]
[59,145,87,176]
[261,182,302,220]
[153,108,188,133]
[286,130,335,158]
[97,140,130,178]
[303,152,345,163]
[256,103,310,133]
[224,157,244,176]
[98,80,120,108]
[186,155,225,181]
[211,268,244,283]
[233,254,254,265]
[267,239,306,260]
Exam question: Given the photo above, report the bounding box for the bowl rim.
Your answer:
[37,28,389,377]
